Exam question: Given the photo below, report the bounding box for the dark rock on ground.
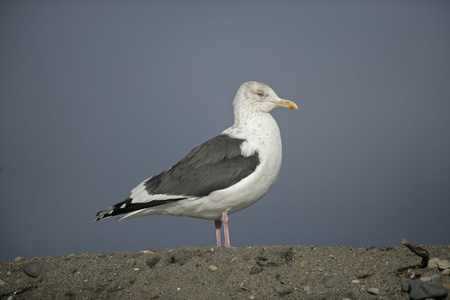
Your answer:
[0,245,449,299]
[22,261,47,278]
[404,280,448,300]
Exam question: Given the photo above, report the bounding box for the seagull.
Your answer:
[94,81,298,248]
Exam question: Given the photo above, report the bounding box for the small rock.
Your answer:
[272,282,294,296]
[324,274,346,288]
[352,279,360,284]
[437,259,450,270]
[405,280,448,300]
[402,282,410,292]
[367,287,380,295]
[428,258,440,269]
[13,257,23,262]
[302,286,310,292]
[23,261,47,278]
[315,266,325,272]
[0,279,5,286]
[356,269,372,278]
[208,265,218,272]
[299,261,307,268]
[420,276,432,282]
[431,274,441,281]
[441,269,450,276]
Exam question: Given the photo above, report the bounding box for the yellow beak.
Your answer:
[274,98,298,110]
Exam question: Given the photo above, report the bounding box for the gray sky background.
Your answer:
[1,1,449,261]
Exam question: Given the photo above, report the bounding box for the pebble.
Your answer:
[302,286,310,293]
[431,274,440,280]
[324,274,346,288]
[437,259,450,270]
[0,279,5,286]
[23,261,47,278]
[428,258,450,271]
[208,265,218,272]
[421,274,440,282]
[299,261,307,268]
[403,280,448,300]
[442,269,450,276]
[315,266,325,272]
[367,287,380,295]
[402,282,410,292]
[272,282,294,296]
[356,269,372,278]
[428,257,440,268]
[13,257,23,262]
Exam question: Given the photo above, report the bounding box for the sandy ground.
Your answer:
[1,245,449,299]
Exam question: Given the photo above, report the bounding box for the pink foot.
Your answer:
[221,211,236,249]
[214,219,222,247]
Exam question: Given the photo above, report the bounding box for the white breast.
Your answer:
[207,113,283,215]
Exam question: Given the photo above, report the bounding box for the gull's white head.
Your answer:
[233,81,298,114]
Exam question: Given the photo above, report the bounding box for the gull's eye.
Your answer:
[257,92,264,97]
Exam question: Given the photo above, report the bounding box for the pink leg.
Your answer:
[214,219,222,247]
[221,211,236,249]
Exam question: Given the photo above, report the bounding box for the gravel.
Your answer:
[0,245,449,299]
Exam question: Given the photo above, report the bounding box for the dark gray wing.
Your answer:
[144,134,260,197]
[93,134,260,221]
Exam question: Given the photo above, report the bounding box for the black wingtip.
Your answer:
[93,206,115,223]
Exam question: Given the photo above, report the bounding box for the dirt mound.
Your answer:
[1,245,449,299]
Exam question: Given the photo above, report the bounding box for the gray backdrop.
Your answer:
[1,1,449,261]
